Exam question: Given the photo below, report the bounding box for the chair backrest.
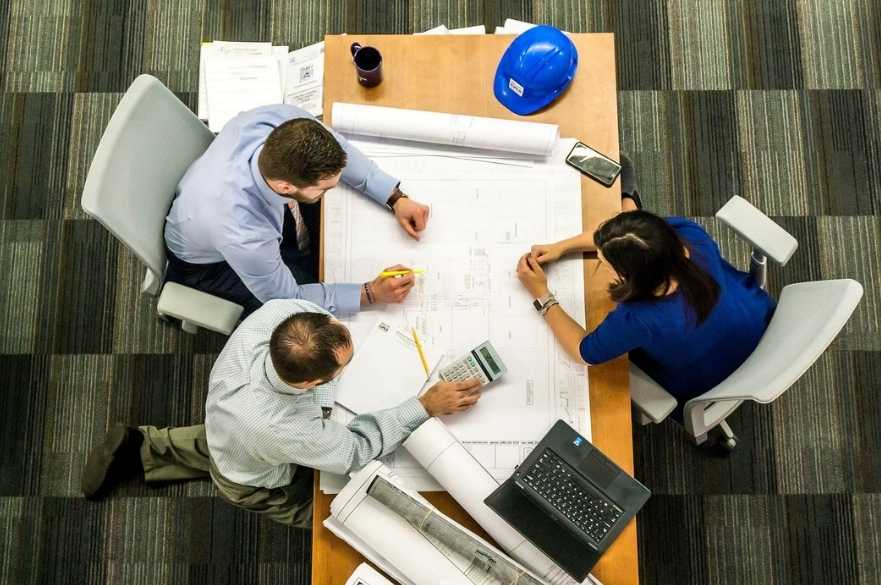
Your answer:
[81,74,214,283]
[688,279,863,407]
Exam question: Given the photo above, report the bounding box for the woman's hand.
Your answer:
[530,242,564,264]
[516,253,550,299]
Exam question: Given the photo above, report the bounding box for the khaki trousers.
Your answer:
[138,424,313,529]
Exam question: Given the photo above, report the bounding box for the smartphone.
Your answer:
[565,142,622,187]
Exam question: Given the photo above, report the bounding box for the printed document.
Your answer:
[284,41,325,116]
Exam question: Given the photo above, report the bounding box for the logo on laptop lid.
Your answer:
[573,437,584,447]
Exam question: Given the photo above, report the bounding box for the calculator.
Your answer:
[439,341,507,385]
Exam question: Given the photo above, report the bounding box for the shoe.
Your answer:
[619,154,643,209]
[82,423,144,500]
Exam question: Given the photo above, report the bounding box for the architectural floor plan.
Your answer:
[322,131,590,492]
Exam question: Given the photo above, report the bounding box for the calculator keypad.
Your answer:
[440,354,489,384]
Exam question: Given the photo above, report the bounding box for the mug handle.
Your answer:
[350,42,362,59]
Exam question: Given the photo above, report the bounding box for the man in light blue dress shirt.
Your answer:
[164,104,431,316]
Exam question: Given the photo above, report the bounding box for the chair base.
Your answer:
[693,419,737,452]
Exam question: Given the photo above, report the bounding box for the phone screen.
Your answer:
[566,143,621,186]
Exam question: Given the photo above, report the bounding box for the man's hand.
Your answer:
[530,242,564,264]
[419,380,482,416]
[367,264,416,304]
[516,253,550,299]
[393,193,430,240]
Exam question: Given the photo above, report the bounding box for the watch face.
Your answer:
[533,299,544,311]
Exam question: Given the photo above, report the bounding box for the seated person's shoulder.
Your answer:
[236,104,316,129]
[667,216,722,264]
[666,216,712,243]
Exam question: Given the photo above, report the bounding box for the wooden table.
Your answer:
[313,33,636,585]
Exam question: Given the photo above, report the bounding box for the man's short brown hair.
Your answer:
[258,118,347,187]
[269,312,352,384]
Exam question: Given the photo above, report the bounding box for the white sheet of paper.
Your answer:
[284,41,325,116]
[198,41,274,120]
[416,24,449,35]
[344,563,398,585]
[448,25,486,34]
[205,53,281,132]
[273,45,289,91]
[334,319,438,414]
[501,18,539,34]
[332,103,559,157]
[498,19,572,36]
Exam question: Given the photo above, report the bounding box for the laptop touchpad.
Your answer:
[586,451,619,489]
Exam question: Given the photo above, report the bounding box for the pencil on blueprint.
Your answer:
[411,328,430,376]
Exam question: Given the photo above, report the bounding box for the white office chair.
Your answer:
[81,74,244,335]
[630,196,864,450]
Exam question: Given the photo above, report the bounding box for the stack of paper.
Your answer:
[199,41,285,132]
[198,40,326,132]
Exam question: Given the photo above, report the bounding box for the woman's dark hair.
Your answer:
[594,211,720,324]
[270,312,352,384]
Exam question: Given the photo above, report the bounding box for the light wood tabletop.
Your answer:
[314,33,636,585]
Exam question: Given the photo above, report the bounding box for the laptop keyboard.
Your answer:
[520,448,624,544]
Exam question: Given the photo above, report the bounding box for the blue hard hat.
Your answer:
[494,25,578,116]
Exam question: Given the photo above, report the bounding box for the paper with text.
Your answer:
[205,52,282,132]
[284,41,325,116]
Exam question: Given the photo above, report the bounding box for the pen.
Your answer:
[411,328,430,376]
[379,269,426,278]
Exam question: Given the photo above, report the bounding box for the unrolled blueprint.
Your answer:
[322,137,589,489]
[322,112,590,492]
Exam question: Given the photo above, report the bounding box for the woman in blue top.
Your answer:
[516,159,775,416]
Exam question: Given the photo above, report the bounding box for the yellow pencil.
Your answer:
[411,328,430,376]
[379,269,426,278]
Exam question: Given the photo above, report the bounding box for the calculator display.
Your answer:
[439,340,506,386]
[479,347,501,375]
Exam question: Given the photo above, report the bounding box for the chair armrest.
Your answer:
[629,364,678,423]
[157,282,244,335]
[716,196,798,265]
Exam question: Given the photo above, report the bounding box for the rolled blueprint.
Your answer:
[403,418,585,585]
[368,476,544,585]
[331,102,560,157]
[329,461,548,585]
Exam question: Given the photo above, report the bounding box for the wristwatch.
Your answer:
[386,188,408,211]
[532,292,555,312]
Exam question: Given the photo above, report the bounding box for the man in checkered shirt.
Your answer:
[82,299,481,527]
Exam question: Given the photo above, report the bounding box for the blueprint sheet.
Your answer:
[321,136,590,492]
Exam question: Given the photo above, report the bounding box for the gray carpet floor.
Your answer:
[1,1,879,584]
